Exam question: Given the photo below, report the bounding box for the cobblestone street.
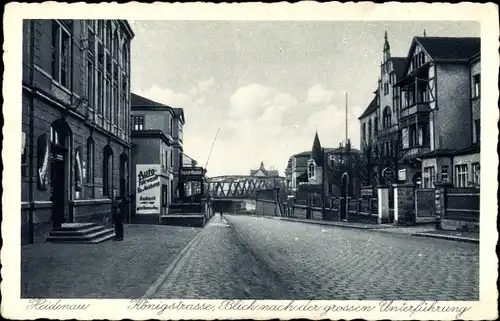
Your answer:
[150,214,479,300]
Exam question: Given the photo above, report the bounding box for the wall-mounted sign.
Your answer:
[180,167,204,177]
[398,169,407,181]
[136,164,161,215]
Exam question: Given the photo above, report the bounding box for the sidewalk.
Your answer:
[21,224,202,298]
[271,216,479,243]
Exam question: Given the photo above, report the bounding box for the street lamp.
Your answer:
[342,172,349,222]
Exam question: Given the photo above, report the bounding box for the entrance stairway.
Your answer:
[46,223,115,244]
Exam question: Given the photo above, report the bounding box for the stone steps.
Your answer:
[46,223,116,244]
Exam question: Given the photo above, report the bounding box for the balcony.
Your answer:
[401,145,431,159]
[400,103,431,120]
[377,124,399,138]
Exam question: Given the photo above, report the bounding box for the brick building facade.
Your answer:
[21,20,134,244]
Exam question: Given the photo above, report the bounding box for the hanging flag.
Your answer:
[37,135,49,190]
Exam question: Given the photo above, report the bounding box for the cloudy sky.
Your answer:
[129,20,479,177]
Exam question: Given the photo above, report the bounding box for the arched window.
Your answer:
[86,138,94,183]
[308,162,315,178]
[103,145,114,197]
[383,106,392,129]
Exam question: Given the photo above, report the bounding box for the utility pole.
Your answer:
[321,147,326,219]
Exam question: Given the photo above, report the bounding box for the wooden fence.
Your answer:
[445,187,480,221]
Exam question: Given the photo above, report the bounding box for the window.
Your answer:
[409,125,417,147]
[97,20,104,40]
[362,123,367,144]
[374,117,378,133]
[471,163,480,186]
[105,78,111,120]
[384,83,389,95]
[171,150,174,167]
[308,163,314,178]
[402,127,409,148]
[440,166,449,183]
[97,69,103,115]
[412,51,426,70]
[390,73,396,85]
[165,150,168,170]
[51,20,71,88]
[169,117,174,135]
[368,119,372,141]
[383,107,391,129]
[423,166,435,188]
[133,116,144,131]
[87,60,94,110]
[474,119,480,143]
[292,158,297,168]
[86,138,94,183]
[455,164,468,188]
[103,147,114,197]
[473,74,480,98]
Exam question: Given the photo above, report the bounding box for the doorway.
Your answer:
[49,120,71,228]
[50,149,66,227]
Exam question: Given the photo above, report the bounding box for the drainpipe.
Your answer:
[28,20,36,243]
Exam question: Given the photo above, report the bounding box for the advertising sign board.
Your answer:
[136,164,161,215]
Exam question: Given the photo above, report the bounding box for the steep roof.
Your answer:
[391,57,407,81]
[131,93,168,108]
[131,93,185,124]
[358,96,378,119]
[415,36,480,61]
[311,132,323,166]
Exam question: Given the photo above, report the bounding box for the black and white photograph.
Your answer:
[2,2,498,320]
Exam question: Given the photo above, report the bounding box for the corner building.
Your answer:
[21,20,134,244]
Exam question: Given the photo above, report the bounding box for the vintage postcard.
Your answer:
[2,1,499,320]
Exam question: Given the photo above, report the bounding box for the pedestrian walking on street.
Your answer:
[220,211,223,219]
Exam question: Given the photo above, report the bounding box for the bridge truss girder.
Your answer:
[207,176,284,199]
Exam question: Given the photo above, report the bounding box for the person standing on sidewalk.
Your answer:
[112,195,132,241]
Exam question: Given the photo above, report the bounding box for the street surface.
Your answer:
[151,214,479,300]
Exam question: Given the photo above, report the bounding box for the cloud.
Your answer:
[229,83,274,119]
[306,84,336,105]
[306,104,361,149]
